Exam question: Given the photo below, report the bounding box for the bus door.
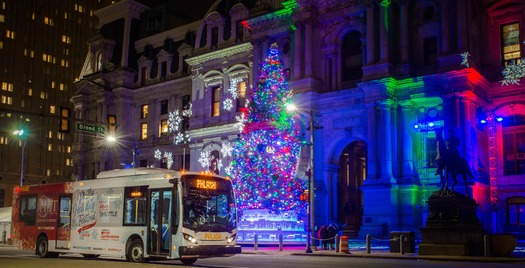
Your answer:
[56,195,72,249]
[148,189,173,255]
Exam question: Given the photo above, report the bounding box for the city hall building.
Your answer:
[71,0,525,239]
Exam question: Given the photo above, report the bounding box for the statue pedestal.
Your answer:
[419,191,485,256]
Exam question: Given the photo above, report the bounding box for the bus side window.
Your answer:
[124,186,147,225]
[19,195,37,226]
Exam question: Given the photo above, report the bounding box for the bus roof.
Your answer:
[96,167,181,179]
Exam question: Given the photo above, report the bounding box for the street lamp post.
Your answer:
[306,110,315,253]
[13,129,27,186]
[107,136,139,168]
[285,103,321,254]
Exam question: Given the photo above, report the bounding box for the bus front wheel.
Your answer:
[128,239,147,263]
[36,237,59,258]
[180,258,197,265]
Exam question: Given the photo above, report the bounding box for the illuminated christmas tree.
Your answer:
[230,43,306,214]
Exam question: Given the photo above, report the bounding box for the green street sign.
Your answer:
[76,123,105,134]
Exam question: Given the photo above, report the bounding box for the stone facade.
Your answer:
[71,0,525,239]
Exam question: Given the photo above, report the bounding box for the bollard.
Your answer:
[366,234,371,254]
[484,234,489,257]
[254,234,258,250]
[335,234,339,252]
[399,234,404,254]
[279,233,283,251]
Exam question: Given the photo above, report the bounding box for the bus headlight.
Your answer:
[183,233,198,244]
[227,234,236,243]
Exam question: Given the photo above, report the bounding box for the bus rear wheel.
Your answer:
[128,239,147,263]
[180,258,197,265]
[36,237,59,258]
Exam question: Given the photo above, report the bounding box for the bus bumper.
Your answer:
[179,245,242,257]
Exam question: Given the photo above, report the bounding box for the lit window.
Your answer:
[502,23,521,66]
[0,41,3,49]
[141,123,148,140]
[61,35,71,44]
[28,88,32,96]
[236,81,247,111]
[40,91,45,99]
[160,119,168,136]
[5,30,14,39]
[50,105,55,114]
[0,14,3,22]
[64,12,68,19]
[211,86,221,117]
[1,82,11,91]
[67,146,71,153]
[44,17,54,26]
[66,159,71,166]
[51,81,55,89]
[48,131,53,138]
[1,95,6,104]
[46,169,51,176]
[141,104,148,119]
[503,115,525,175]
[59,83,65,91]
[48,144,52,151]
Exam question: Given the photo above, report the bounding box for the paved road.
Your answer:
[1,245,525,268]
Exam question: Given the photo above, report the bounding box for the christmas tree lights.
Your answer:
[230,43,306,214]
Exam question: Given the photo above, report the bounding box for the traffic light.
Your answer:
[59,107,71,133]
[107,114,116,135]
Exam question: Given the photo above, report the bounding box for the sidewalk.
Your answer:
[239,240,525,263]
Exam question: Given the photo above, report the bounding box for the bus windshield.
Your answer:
[182,175,237,233]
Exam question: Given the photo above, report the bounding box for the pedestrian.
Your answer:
[327,224,337,250]
[319,225,328,250]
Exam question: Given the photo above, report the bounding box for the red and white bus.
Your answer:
[11,168,241,264]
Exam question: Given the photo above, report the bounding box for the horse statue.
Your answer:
[435,128,474,197]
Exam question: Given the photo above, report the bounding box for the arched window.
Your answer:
[341,31,363,82]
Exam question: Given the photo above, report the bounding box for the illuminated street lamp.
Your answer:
[13,129,27,186]
[106,135,139,168]
[285,103,322,254]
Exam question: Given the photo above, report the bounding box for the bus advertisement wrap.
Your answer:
[11,168,241,264]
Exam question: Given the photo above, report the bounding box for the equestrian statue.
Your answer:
[435,128,474,197]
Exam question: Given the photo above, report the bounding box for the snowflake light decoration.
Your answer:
[154,149,162,160]
[175,132,191,145]
[223,98,233,111]
[168,110,182,133]
[163,152,173,169]
[198,150,211,169]
[221,141,234,158]
[501,59,525,86]
[460,52,470,68]
[182,103,192,117]
[224,164,233,175]
[234,113,247,133]
[228,76,246,99]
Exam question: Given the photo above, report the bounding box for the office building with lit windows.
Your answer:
[71,0,525,239]
[0,0,112,207]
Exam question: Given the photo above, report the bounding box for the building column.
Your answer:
[379,6,389,63]
[457,0,467,51]
[440,0,450,55]
[379,101,394,182]
[400,1,409,63]
[293,24,303,79]
[366,102,378,180]
[304,21,313,77]
[366,5,375,65]
[400,103,416,182]
[121,18,132,67]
